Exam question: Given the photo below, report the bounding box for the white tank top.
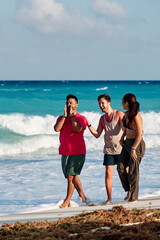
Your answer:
[103,110,123,155]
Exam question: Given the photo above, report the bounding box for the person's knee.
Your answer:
[117,161,124,174]
[105,166,114,178]
[67,175,74,182]
[105,169,113,178]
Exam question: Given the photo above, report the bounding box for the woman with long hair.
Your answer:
[117,93,145,202]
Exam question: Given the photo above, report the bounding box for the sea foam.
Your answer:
[0,111,159,156]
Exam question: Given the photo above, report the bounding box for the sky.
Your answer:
[0,0,160,80]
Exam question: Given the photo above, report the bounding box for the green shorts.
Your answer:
[61,154,85,178]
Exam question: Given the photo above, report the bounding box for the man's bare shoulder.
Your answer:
[98,114,105,126]
[116,110,124,118]
[99,114,105,121]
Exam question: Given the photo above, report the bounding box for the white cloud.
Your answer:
[92,0,127,19]
[17,0,71,33]
[17,0,127,36]
[17,0,96,35]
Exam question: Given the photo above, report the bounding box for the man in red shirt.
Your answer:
[54,94,88,208]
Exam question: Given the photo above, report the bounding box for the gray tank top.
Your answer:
[103,110,123,155]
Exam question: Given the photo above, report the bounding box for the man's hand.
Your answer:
[64,105,67,117]
[70,105,75,117]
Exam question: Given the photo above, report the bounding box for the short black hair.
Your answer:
[98,94,111,102]
[66,94,78,103]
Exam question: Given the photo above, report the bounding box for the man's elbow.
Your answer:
[54,125,59,132]
[74,127,81,133]
[95,134,99,139]
[75,125,84,133]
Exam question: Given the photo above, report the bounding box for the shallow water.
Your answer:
[0,80,159,214]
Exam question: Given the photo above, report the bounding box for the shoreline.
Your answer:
[0,195,160,225]
[0,196,160,239]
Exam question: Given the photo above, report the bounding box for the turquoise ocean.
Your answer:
[0,80,160,214]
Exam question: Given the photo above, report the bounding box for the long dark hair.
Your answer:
[123,93,139,128]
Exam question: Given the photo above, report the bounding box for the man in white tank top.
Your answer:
[87,94,124,204]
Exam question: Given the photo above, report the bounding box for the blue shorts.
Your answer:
[103,154,120,166]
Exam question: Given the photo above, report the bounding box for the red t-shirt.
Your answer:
[56,113,87,155]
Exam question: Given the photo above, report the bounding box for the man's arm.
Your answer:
[71,115,84,132]
[116,110,124,130]
[69,104,85,132]
[54,105,67,132]
[116,110,126,146]
[54,116,66,132]
[87,116,103,138]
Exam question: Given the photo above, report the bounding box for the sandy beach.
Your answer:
[0,195,159,224]
[0,195,160,239]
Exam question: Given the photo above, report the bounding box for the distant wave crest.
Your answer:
[96,87,108,91]
[0,111,159,156]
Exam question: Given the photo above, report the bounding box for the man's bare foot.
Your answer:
[81,196,87,203]
[81,196,90,204]
[59,201,70,208]
[124,191,130,201]
[101,199,112,205]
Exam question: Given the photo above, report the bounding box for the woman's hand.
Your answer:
[131,149,137,161]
